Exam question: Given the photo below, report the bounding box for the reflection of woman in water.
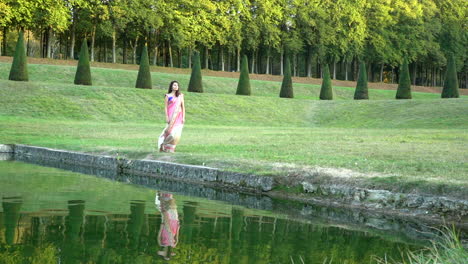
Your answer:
[155,192,180,260]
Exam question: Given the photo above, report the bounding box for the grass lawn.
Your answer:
[0,62,467,198]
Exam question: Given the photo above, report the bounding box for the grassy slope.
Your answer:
[0,63,467,198]
[0,62,444,100]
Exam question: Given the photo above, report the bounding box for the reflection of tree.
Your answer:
[181,202,197,244]
[84,215,107,263]
[2,197,23,245]
[127,200,145,250]
[0,197,418,263]
[63,200,85,264]
[124,200,146,264]
[229,207,244,264]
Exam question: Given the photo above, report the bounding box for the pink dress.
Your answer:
[158,94,184,152]
[157,193,179,247]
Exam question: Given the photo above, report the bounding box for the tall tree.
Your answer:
[31,0,71,58]
[396,59,412,99]
[319,64,333,100]
[441,54,460,98]
[74,39,92,85]
[354,61,369,99]
[279,55,293,98]
[0,1,12,56]
[135,45,152,89]
[9,31,28,81]
[188,51,203,92]
[236,55,251,95]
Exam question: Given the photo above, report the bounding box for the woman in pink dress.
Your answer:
[156,192,180,260]
[158,81,185,152]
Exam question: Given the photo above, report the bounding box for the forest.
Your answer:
[0,0,466,87]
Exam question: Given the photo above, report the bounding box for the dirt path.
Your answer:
[2,56,467,95]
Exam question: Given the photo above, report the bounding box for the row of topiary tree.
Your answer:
[9,32,460,99]
[8,33,153,89]
[188,52,460,100]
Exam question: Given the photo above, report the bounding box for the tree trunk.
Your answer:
[345,59,349,81]
[0,32,2,56]
[112,29,116,63]
[178,48,182,68]
[293,53,297,76]
[91,25,96,62]
[70,23,75,59]
[237,47,240,72]
[412,62,417,85]
[131,35,138,64]
[367,62,372,82]
[265,47,270,74]
[104,41,107,62]
[162,41,166,66]
[188,47,192,68]
[204,46,209,69]
[41,31,46,58]
[380,63,384,82]
[227,50,230,71]
[251,50,255,74]
[2,27,8,56]
[122,34,127,64]
[46,28,52,58]
[333,60,336,79]
[255,50,259,74]
[0,27,8,56]
[391,67,395,83]
[307,46,313,77]
[153,46,158,65]
[465,69,467,89]
[166,40,172,67]
[280,49,284,75]
[221,46,225,71]
[27,31,31,56]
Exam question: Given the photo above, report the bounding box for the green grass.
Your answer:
[0,62,467,198]
[375,227,468,264]
[0,62,447,100]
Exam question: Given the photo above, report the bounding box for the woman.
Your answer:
[158,81,185,152]
[155,192,179,260]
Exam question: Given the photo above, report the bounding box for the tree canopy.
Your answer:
[1,0,466,88]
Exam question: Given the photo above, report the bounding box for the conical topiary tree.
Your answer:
[319,64,333,100]
[441,54,459,98]
[188,51,203,92]
[135,45,152,89]
[9,32,28,81]
[236,55,251,95]
[74,39,92,85]
[354,61,369,100]
[396,59,411,99]
[279,56,293,98]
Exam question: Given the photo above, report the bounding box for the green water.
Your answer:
[0,160,422,263]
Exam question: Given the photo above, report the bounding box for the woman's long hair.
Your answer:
[167,81,180,97]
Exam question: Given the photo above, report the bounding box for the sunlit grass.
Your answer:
[375,226,468,264]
